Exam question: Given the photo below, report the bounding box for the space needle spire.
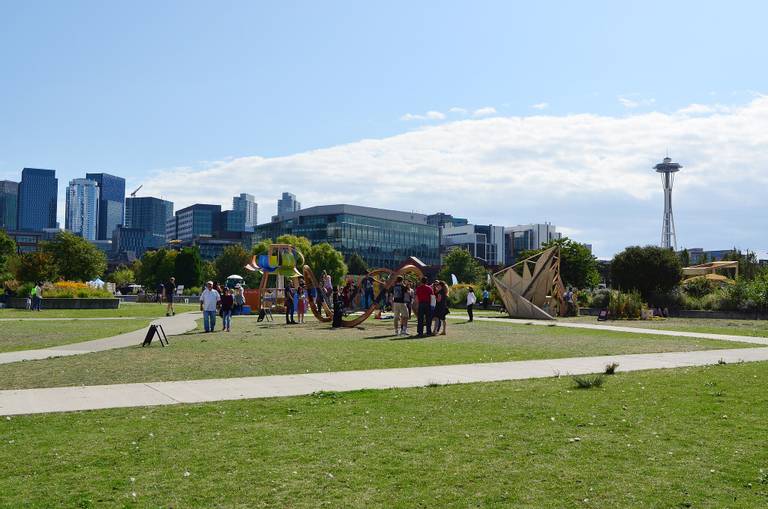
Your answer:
[654,156,682,251]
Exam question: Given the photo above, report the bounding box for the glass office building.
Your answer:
[125,196,174,249]
[0,180,19,230]
[171,204,222,242]
[255,204,440,268]
[65,178,100,240]
[232,193,257,230]
[18,168,58,231]
[85,173,125,240]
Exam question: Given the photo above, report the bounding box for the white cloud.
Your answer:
[448,107,467,115]
[472,106,497,117]
[145,97,768,259]
[531,102,549,110]
[676,103,733,115]
[618,96,656,109]
[425,110,446,120]
[401,110,446,121]
[400,112,426,121]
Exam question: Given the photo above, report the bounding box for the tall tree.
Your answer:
[305,243,347,285]
[438,248,485,284]
[42,231,107,281]
[611,245,682,301]
[16,251,58,283]
[174,247,203,288]
[347,252,369,275]
[678,248,691,268]
[0,230,17,283]
[107,267,135,287]
[215,244,251,282]
[136,248,178,288]
[276,235,312,258]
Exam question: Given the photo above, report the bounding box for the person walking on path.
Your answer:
[466,286,476,322]
[414,277,434,337]
[165,277,177,316]
[233,285,245,315]
[433,281,450,336]
[284,279,296,324]
[200,281,221,333]
[220,287,234,332]
[389,276,408,336]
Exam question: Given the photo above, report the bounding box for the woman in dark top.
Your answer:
[332,286,343,328]
[434,281,450,336]
[221,287,234,332]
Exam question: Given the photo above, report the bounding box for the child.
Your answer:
[297,284,307,324]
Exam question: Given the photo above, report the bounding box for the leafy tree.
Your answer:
[215,244,251,282]
[438,248,485,285]
[174,247,203,288]
[42,231,106,281]
[678,248,690,267]
[202,261,218,285]
[611,245,682,301]
[722,248,760,280]
[305,242,347,285]
[108,267,135,287]
[276,234,312,258]
[252,239,272,256]
[0,230,17,283]
[517,237,599,289]
[347,252,369,275]
[136,248,178,288]
[17,251,58,283]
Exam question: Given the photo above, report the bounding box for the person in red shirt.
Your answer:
[414,276,435,337]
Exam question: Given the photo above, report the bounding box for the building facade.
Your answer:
[275,192,301,218]
[441,223,506,266]
[169,204,222,242]
[504,223,561,265]
[65,178,100,240]
[112,226,151,258]
[85,173,125,241]
[18,168,58,231]
[427,212,468,228]
[125,196,173,249]
[232,193,257,230]
[0,180,19,230]
[255,204,440,268]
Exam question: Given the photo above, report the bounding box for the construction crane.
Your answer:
[129,185,143,198]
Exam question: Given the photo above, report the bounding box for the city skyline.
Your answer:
[1,1,766,258]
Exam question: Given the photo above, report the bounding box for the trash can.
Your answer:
[241,305,252,315]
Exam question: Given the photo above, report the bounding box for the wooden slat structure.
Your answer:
[491,246,566,320]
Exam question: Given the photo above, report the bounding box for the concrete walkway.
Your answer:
[0,317,144,321]
[2,346,767,416]
[0,313,199,365]
[448,315,768,346]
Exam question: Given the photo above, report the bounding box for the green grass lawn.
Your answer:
[0,319,152,353]
[2,362,768,507]
[0,317,754,390]
[0,302,199,319]
[559,315,768,337]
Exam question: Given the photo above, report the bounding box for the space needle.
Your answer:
[654,156,682,251]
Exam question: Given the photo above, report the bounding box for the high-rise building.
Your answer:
[232,193,257,231]
[427,212,469,228]
[18,168,58,231]
[125,196,174,249]
[441,223,506,266]
[504,223,561,265]
[172,204,222,242]
[65,178,100,241]
[85,173,126,241]
[276,192,301,217]
[0,180,19,230]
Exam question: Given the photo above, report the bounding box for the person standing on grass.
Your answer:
[414,277,434,337]
[331,286,343,328]
[284,279,296,324]
[220,287,234,332]
[403,281,414,324]
[466,286,476,322]
[297,283,307,324]
[165,276,177,316]
[233,285,245,315]
[32,282,43,311]
[389,276,408,336]
[322,270,333,298]
[200,281,221,333]
[482,288,490,309]
[434,281,450,336]
[362,274,374,309]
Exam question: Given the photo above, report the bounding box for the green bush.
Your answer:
[588,288,611,308]
[682,277,717,298]
[15,282,35,298]
[607,290,644,319]
[446,284,474,308]
[185,286,202,296]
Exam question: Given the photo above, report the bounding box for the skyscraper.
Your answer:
[276,192,300,217]
[232,193,257,230]
[18,168,58,231]
[124,196,174,248]
[0,181,19,230]
[85,173,126,240]
[65,178,100,240]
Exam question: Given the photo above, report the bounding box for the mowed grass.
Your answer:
[0,302,199,319]
[2,362,768,507]
[560,315,768,337]
[0,319,151,353]
[0,316,754,390]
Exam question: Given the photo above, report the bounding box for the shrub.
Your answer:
[607,290,644,319]
[446,284,473,308]
[573,375,604,389]
[185,286,202,296]
[40,281,112,299]
[588,288,611,308]
[604,362,619,375]
[682,277,717,298]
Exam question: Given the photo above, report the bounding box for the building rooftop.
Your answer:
[271,204,432,225]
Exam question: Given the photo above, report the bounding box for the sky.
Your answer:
[1,0,766,259]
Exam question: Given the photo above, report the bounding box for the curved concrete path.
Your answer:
[2,346,767,416]
[0,312,200,365]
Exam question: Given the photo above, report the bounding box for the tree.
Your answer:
[517,237,599,289]
[108,267,135,287]
[611,246,682,301]
[276,235,312,257]
[202,261,218,285]
[438,248,485,284]
[252,239,272,256]
[723,248,760,280]
[42,231,106,281]
[0,230,17,283]
[215,244,251,282]
[16,251,58,283]
[347,252,369,275]
[305,243,347,285]
[678,248,690,268]
[136,248,178,288]
[174,247,203,288]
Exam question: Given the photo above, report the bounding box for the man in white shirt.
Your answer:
[199,281,221,333]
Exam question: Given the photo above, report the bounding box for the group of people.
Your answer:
[25,282,43,311]
[194,279,246,333]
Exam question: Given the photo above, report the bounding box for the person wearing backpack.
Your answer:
[390,276,408,336]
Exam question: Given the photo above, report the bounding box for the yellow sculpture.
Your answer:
[491,246,566,320]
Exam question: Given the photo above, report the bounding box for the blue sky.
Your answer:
[1,1,766,258]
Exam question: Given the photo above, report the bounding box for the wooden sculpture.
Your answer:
[491,246,566,320]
